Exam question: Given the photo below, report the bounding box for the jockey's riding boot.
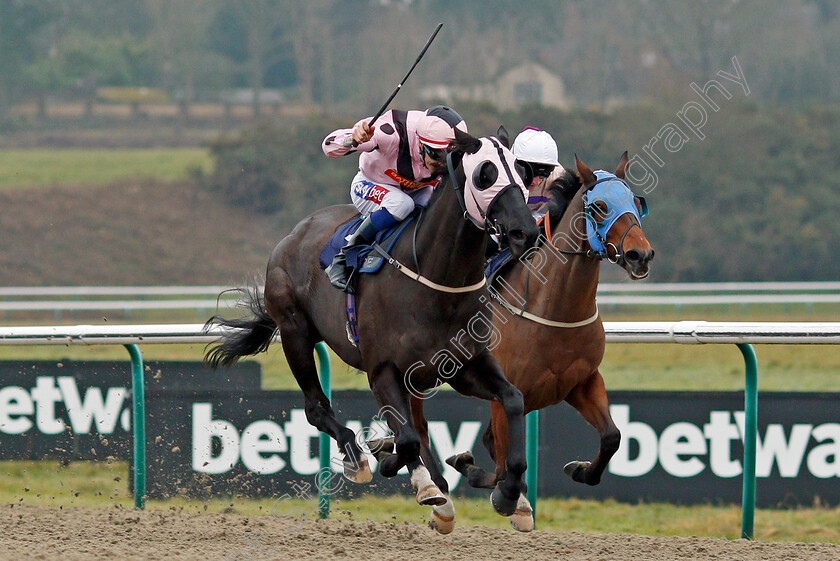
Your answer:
[326,215,379,291]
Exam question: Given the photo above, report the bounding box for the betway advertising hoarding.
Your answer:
[0,360,259,461]
[1,361,838,506]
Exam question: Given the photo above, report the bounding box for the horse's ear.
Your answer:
[454,127,482,155]
[614,151,629,179]
[496,125,510,148]
[575,154,597,187]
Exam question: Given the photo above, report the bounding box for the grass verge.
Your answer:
[0,148,212,188]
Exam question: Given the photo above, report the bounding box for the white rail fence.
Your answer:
[1,282,839,312]
[1,320,839,344]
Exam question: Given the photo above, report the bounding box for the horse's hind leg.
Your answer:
[445,450,497,489]
[445,399,502,490]
[563,370,620,486]
[276,317,370,483]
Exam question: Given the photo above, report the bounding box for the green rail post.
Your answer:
[737,343,758,540]
[526,409,539,525]
[315,342,332,519]
[125,344,146,510]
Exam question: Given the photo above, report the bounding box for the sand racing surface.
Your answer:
[2,504,839,561]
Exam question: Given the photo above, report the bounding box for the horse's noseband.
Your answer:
[604,215,642,265]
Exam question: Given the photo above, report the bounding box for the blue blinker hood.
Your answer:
[584,171,648,255]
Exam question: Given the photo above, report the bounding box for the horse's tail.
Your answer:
[203,284,277,369]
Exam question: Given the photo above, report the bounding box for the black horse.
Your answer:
[204,129,539,528]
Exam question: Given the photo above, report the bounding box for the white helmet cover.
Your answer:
[512,127,560,166]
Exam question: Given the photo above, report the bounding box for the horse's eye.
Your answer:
[472,161,498,191]
[591,201,610,224]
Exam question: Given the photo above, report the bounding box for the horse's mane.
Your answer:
[543,165,581,227]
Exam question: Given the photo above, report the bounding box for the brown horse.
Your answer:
[204,129,539,527]
[374,153,654,532]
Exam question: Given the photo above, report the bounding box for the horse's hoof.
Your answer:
[343,458,373,484]
[366,436,395,455]
[429,510,455,534]
[509,509,534,532]
[445,451,475,471]
[563,460,593,485]
[508,494,534,532]
[416,484,447,507]
[490,486,518,517]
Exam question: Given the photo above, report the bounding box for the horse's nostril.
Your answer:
[509,229,527,245]
[624,249,641,263]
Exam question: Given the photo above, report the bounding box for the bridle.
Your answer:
[446,139,522,242]
[491,171,649,328]
[546,174,646,266]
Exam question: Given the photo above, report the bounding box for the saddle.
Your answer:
[319,211,418,294]
[483,211,554,289]
[484,246,514,289]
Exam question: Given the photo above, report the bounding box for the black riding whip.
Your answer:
[352,22,444,145]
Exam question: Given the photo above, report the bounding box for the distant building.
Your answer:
[419,62,570,110]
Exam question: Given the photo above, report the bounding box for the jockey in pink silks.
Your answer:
[322,105,468,290]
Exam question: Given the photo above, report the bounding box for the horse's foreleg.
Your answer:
[369,398,450,532]
[409,398,456,534]
[278,321,370,483]
[430,495,456,535]
[449,352,527,517]
[563,370,620,486]
[488,401,509,482]
[409,397,448,504]
[367,362,422,478]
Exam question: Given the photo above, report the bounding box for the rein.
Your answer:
[493,292,600,328]
[486,209,599,329]
[543,210,604,260]
[372,242,486,293]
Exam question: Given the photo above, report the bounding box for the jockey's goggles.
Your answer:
[530,163,556,178]
[421,143,448,163]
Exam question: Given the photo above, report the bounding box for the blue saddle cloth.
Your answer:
[484,247,514,287]
[319,214,417,289]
